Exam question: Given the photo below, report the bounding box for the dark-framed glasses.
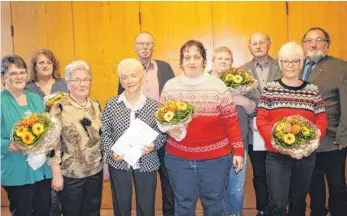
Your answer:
[280,60,301,66]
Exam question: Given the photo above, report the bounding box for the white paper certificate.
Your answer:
[252,117,267,151]
[111,119,159,166]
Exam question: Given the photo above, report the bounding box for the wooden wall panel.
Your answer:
[11,2,75,77]
[1,1,13,57]
[212,2,288,67]
[288,2,347,60]
[72,1,140,108]
[139,2,214,75]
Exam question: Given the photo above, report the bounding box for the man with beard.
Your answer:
[241,32,282,216]
[301,27,347,216]
[118,31,175,216]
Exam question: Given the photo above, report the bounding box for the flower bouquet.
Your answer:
[271,115,321,159]
[12,112,61,170]
[44,92,67,112]
[155,100,195,141]
[219,67,259,94]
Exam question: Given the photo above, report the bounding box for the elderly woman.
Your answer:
[25,49,67,98]
[25,49,67,216]
[48,60,103,216]
[1,55,52,215]
[210,46,257,216]
[160,40,244,215]
[101,58,168,216]
[256,42,328,216]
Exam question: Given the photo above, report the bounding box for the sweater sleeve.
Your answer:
[47,103,63,166]
[100,99,115,157]
[256,87,275,150]
[312,89,328,139]
[219,90,245,156]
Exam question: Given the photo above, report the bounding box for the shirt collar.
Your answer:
[141,59,155,71]
[117,92,147,111]
[253,57,270,68]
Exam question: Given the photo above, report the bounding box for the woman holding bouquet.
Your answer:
[48,60,104,216]
[256,42,327,216]
[160,40,245,216]
[210,46,257,216]
[25,49,67,216]
[1,55,52,216]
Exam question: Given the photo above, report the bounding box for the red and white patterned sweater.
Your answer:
[256,80,328,152]
[160,73,244,160]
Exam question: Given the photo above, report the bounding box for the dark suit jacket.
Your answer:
[240,56,282,145]
[301,56,347,152]
[118,59,175,96]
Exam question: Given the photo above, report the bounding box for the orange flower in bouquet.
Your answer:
[11,112,61,170]
[219,67,259,94]
[44,92,67,112]
[271,115,320,159]
[155,100,195,141]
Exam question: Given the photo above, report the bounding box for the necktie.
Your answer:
[303,62,315,81]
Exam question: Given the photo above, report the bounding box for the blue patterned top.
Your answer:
[25,78,68,99]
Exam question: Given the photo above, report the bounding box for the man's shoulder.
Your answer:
[240,60,253,69]
[154,59,170,67]
[318,56,347,74]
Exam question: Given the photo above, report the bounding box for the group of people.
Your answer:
[1,27,346,216]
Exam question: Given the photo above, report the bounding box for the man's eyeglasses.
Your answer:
[8,71,27,77]
[280,60,301,66]
[68,79,92,84]
[136,42,154,47]
[303,37,329,44]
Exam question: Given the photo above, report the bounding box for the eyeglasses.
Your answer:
[7,71,27,77]
[136,42,154,47]
[303,37,329,44]
[183,55,202,61]
[37,60,53,66]
[68,79,91,84]
[280,60,301,66]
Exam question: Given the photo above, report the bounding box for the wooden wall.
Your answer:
[1,1,347,210]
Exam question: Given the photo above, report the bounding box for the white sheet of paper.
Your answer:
[252,117,267,151]
[111,119,159,166]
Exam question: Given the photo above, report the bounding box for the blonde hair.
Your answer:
[278,42,304,63]
[212,46,233,62]
[117,58,144,77]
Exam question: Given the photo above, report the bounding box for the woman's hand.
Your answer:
[142,143,155,154]
[112,152,123,162]
[8,141,19,152]
[103,163,110,181]
[51,174,64,192]
[233,156,244,174]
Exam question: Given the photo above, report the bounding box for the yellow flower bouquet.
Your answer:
[11,112,61,170]
[219,67,259,94]
[271,115,321,159]
[155,100,195,141]
[44,92,67,112]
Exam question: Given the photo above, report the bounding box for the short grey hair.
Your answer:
[212,46,233,62]
[65,60,91,81]
[117,58,144,77]
[249,32,271,44]
[278,42,304,63]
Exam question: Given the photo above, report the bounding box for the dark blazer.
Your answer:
[118,59,175,96]
[301,56,347,152]
[240,56,282,145]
